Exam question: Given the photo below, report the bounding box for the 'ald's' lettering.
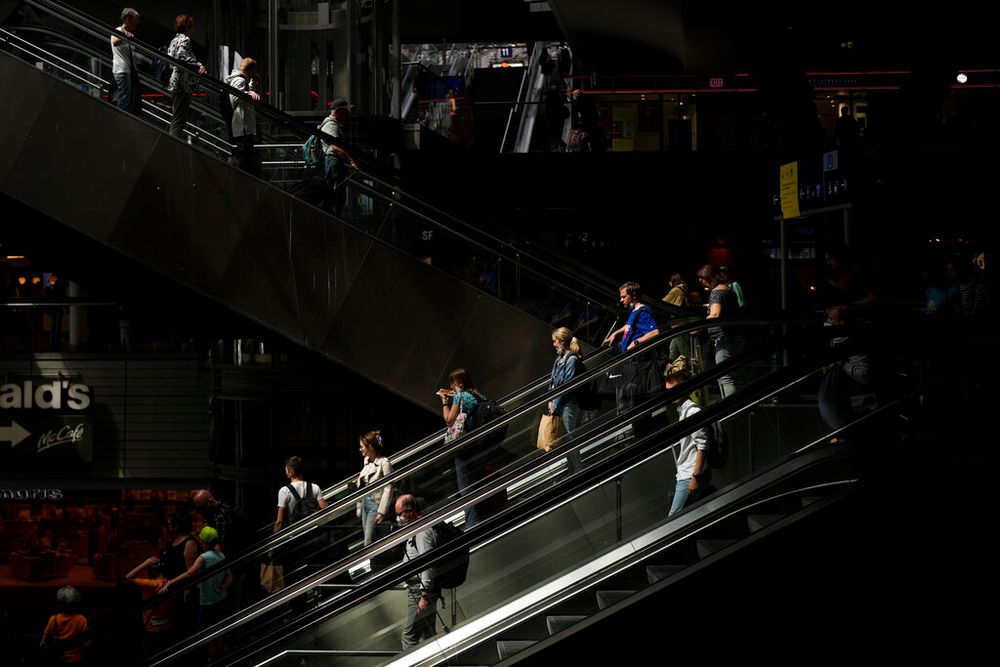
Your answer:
[0,381,91,410]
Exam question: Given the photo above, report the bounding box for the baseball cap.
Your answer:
[329,98,351,110]
[198,526,219,543]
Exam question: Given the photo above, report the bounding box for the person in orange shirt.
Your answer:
[125,556,176,657]
[40,586,90,664]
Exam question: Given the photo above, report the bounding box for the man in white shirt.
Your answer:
[274,456,327,532]
[665,367,710,516]
[110,8,141,115]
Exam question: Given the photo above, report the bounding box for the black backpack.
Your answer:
[469,394,504,431]
[573,357,603,411]
[467,394,508,450]
[432,521,470,590]
[680,401,727,469]
[706,421,727,468]
[285,482,322,524]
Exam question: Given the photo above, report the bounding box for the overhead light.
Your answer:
[956,72,968,84]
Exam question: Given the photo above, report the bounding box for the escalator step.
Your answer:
[801,496,823,507]
[646,565,685,584]
[546,615,587,635]
[747,514,786,533]
[696,539,737,559]
[497,640,537,661]
[596,590,636,610]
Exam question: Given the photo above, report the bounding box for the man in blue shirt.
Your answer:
[603,281,660,352]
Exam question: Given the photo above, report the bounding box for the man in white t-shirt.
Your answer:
[274,456,327,532]
[110,8,141,115]
[664,367,710,516]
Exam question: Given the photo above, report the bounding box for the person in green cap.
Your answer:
[160,526,232,656]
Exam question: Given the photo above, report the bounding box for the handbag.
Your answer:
[444,397,466,443]
[259,560,285,593]
[536,413,565,452]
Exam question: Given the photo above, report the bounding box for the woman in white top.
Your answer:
[274,456,327,533]
[356,430,393,546]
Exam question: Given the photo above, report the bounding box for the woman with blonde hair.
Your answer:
[548,327,584,473]
[355,430,393,546]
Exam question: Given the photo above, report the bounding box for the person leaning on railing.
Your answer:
[167,14,206,139]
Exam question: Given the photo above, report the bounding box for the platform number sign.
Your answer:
[499,46,514,60]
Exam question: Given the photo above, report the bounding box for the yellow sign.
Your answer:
[779,161,800,219]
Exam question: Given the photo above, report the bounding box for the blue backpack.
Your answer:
[302,134,324,168]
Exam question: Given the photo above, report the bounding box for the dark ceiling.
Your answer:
[548,0,996,74]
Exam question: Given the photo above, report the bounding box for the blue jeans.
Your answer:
[323,155,348,212]
[114,70,140,115]
[714,334,744,399]
[560,400,583,473]
[455,453,479,527]
[361,495,378,546]
[668,478,690,516]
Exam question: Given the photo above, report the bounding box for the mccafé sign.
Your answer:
[0,380,91,410]
[0,378,93,462]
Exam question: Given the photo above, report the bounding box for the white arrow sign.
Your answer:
[1,420,31,447]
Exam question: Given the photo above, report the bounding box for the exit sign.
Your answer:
[709,77,724,88]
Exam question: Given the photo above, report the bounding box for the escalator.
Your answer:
[0,0,687,410]
[217,320,986,667]
[21,315,976,666]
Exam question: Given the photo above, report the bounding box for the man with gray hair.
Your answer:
[225,57,261,175]
[396,494,439,650]
[41,586,90,663]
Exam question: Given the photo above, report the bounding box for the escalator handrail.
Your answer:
[351,167,687,322]
[345,173,683,323]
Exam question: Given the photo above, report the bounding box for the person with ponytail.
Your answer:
[549,327,584,473]
[356,430,393,546]
[697,264,743,398]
